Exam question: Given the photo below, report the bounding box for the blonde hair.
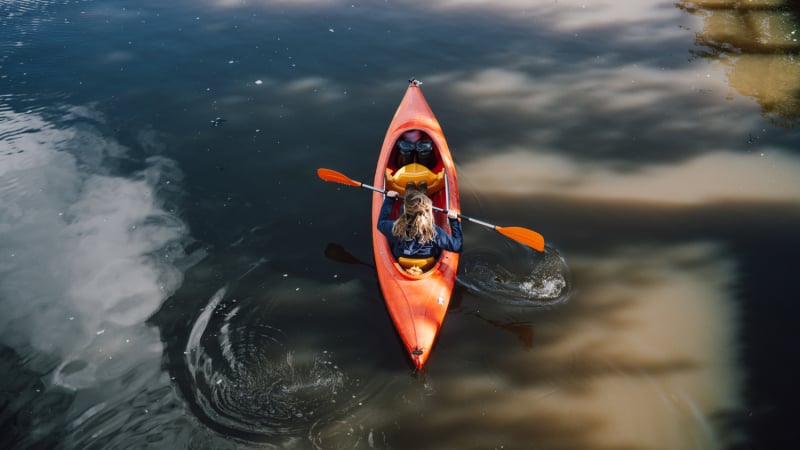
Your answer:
[392,190,436,243]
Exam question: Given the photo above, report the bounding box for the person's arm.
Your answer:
[377,192,398,238]
[435,216,463,253]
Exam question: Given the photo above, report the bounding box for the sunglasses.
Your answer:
[397,140,433,152]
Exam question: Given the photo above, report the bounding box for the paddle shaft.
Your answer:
[316,167,545,251]
[356,181,498,228]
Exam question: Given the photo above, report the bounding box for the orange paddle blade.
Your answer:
[496,226,545,252]
[317,168,362,187]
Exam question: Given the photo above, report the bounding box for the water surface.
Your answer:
[2,0,799,448]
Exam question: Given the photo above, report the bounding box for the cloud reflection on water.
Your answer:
[0,106,187,387]
[313,243,744,450]
[2,0,789,446]
[459,148,800,204]
[438,64,800,204]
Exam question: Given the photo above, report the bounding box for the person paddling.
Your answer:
[377,188,462,271]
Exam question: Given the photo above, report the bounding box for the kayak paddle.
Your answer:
[317,168,545,252]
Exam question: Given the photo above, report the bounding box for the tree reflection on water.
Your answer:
[678,0,800,127]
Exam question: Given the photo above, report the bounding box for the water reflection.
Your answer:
[0,103,185,367]
[0,102,190,447]
[2,0,792,447]
[679,0,800,127]
[458,147,800,204]
[312,243,745,449]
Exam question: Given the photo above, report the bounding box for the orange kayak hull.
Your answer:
[371,82,460,370]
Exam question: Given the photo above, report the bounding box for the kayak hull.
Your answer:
[371,82,460,370]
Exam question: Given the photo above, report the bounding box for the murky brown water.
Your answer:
[1,0,798,448]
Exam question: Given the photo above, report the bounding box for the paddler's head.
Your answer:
[393,189,435,243]
[403,189,432,216]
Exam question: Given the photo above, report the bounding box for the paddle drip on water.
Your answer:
[458,241,571,307]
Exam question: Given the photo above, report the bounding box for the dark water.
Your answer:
[2,0,799,448]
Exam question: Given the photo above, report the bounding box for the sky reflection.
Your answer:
[459,148,800,204]
[0,104,187,381]
[315,242,744,450]
[2,0,796,447]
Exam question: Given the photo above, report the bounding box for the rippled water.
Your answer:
[460,242,571,306]
[184,284,355,443]
[2,0,799,449]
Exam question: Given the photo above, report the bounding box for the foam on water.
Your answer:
[458,241,572,307]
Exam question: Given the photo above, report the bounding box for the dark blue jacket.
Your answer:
[377,196,463,259]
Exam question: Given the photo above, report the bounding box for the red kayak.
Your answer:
[371,80,460,370]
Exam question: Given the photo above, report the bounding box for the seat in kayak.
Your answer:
[398,255,436,272]
[385,163,445,196]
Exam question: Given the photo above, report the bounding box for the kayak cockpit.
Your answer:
[383,128,453,277]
